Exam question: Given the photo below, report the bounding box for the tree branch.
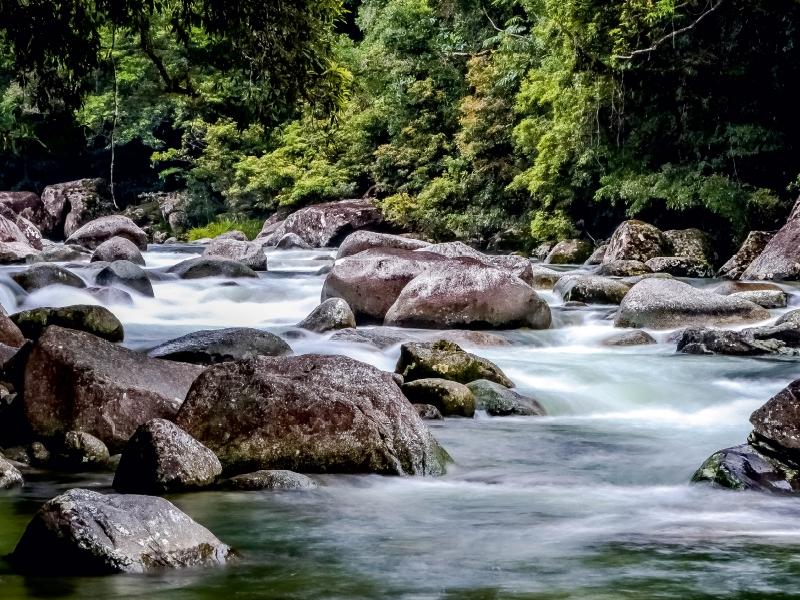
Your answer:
[613,0,725,60]
[139,20,192,94]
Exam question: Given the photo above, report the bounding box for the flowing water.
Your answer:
[2,245,800,599]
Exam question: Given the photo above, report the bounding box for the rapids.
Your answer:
[2,244,800,599]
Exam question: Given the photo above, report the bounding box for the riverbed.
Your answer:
[1,244,800,599]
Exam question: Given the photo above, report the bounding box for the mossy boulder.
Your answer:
[466,379,546,417]
[395,340,514,387]
[11,305,124,342]
[401,378,475,417]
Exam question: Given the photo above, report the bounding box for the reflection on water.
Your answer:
[1,246,800,599]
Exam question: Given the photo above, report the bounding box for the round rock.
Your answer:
[95,260,154,296]
[91,236,145,266]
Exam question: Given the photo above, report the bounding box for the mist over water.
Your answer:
[2,244,800,599]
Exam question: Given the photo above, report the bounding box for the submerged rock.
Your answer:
[84,286,134,306]
[8,488,233,574]
[147,328,292,364]
[717,231,774,280]
[296,298,356,333]
[395,340,514,387]
[167,256,258,280]
[224,470,317,491]
[544,239,592,264]
[113,419,222,494]
[11,305,124,342]
[554,275,631,305]
[713,281,782,295]
[466,379,546,417]
[401,378,476,417]
[175,354,450,475]
[96,260,154,297]
[11,263,86,292]
[91,236,145,266]
[329,327,421,349]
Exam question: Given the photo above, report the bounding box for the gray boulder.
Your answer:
[741,201,800,281]
[84,286,134,306]
[202,238,267,270]
[337,230,430,259]
[0,455,23,488]
[714,281,782,295]
[604,220,672,263]
[275,232,313,250]
[175,354,451,475]
[113,419,222,494]
[147,328,292,365]
[329,327,422,349]
[676,323,800,356]
[413,404,444,420]
[296,298,356,333]
[395,340,514,387]
[530,265,561,290]
[215,230,248,241]
[167,256,258,279]
[55,431,111,470]
[11,263,86,292]
[65,215,148,250]
[466,379,546,416]
[24,326,205,452]
[645,257,714,278]
[615,278,770,329]
[777,309,800,327]
[595,260,652,277]
[0,242,39,264]
[11,305,124,342]
[16,216,43,250]
[601,330,656,347]
[224,470,317,491]
[8,488,233,574]
[401,378,475,417]
[414,242,534,284]
[91,236,145,266]
[554,275,631,305]
[730,290,787,309]
[718,231,775,280]
[692,443,799,493]
[544,239,592,264]
[96,260,154,296]
[27,244,89,263]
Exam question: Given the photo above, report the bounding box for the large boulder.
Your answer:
[718,231,775,280]
[730,290,787,309]
[395,340,514,387]
[415,242,534,284]
[65,215,148,251]
[664,228,715,263]
[8,488,233,574]
[167,256,258,280]
[337,231,430,259]
[24,326,205,452]
[202,238,267,271]
[0,191,50,232]
[55,430,111,470]
[615,278,770,329]
[296,298,356,333]
[0,241,38,264]
[714,281,782,295]
[466,379,546,416]
[741,202,800,281]
[554,275,631,305]
[91,236,145,266]
[275,232,313,250]
[691,444,799,493]
[11,305,124,342]
[603,220,672,263]
[544,239,593,265]
[11,263,86,292]
[0,455,23,489]
[113,419,222,494]
[27,244,88,264]
[585,244,608,265]
[750,380,800,454]
[645,256,714,278]
[96,260,154,296]
[147,328,292,365]
[258,199,386,247]
[401,378,475,417]
[42,179,114,239]
[175,354,450,475]
[595,260,652,277]
[384,261,551,330]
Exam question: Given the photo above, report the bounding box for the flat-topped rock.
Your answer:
[296,298,356,333]
[11,305,124,342]
[202,238,267,270]
[224,470,317,490]
[167,256,258,279]
[645,256,714,278]
[395,340,514,387]
[554,275,631,305]
[147,328,292,365]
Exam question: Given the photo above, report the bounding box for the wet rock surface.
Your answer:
[12,263,86,292]
[224,470,317,491]
[11,305,124,342]
[601,330,657,347]
[148,328,292,364]
[337,231,430,259]
[401,378,476,417]
[203,238,267,270]
[677,323,800,356]
[554,275,631,305]
[8,488,233,574]
[413,404,444,420]
[604,220,672,263]
[466,379,546,417]
[0,454,23,488]
[296,298,357,333]
[544,239,593,264]
[91,236,145,265]
[65,215,148,250]
[96,260,155,296]
[595,260,652,277]
[167,256,258,280]
[395,340,514,387]
[645,257,714,278]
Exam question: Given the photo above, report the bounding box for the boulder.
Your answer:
[414,242,534,284]
[718,231,775,280]
[8,488,233,574]
[11,305,124,342]
[777,309,800,327]
[433,330,511,348]
[0,241,38,264]
[175,354,450,475]
[224,470,317,491]
[257,213,285,239]
[167,256,258,280]
[0,191,50,232]
[55,431,111,470]
[544,239,593,264]
[741,201,800,281]
[691,443,799,493]
[554,275,631,305]
[466,379,546,416]
[645,256,714,278]
[615,278,770,329]
[750,379,800,453]
[215,230,248,241]
[147,328,292,365]
[729,290,787,309]
[259,199,386,247]
[413,404,444,420]
[0,455,23,489]
[603,220,672,263]
[11,263,86,292]
[601,330,657,347]
[275,233,313,250]
[595,260,652,277]
[395,340,514,387]
[202,238,267,271]
[714,281,783,295]
[41,179,114,239]
[530,265,562,289]
[96,260,154,296]
[337,231,430,259]
[676,323,800,355]
[296,298,356,333]
[384,261,551,330]
[533,243,552,261]
[65,215,148,251]
[91,236,145,266]
[329,327,421,349]
[0,314,26,348]
[113,419,222,494]
[27,244,89,264]
[15,216,43,250]
[0,214,35,246]
[401,378,475,417]
[169,211,189,234]
[663,228,715,263]
[24,326,205,452]
[585,244,608,265]
[84,286,135,306]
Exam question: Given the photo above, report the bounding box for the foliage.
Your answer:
[187,218,264,241]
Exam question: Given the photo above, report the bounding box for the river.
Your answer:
[1,244,799,599]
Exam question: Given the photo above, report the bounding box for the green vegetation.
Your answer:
[2,0,800,248]
[187,219,264,242]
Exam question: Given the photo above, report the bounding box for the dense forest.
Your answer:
[1,0,799,251]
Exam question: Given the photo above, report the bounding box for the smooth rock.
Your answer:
[601,331,657,347]
[0,314,25,348]
[65,215,148,250]
[56,431,111,470]
[27,244,88,263]
[84,286,135,306]
[466,379,546,416]
[8,488,233,574]
[113,419,222,494]
[147,328,291,364]
[554,275,631,305]
[718,231,775,280]
[167,256,258,280]
[41,179,114,238]
[544,239,593,264]
[337,231,430,259]
[275,233,313,250]
[11,305,124,342]
[96,260,154,296]
[413,404,444,420]
[604,220,672,263]
[296,298,356,333]
[175,354,450,475]
[730,290,788,309]
[415,242,534,284]
[202,238,267,271]
[777,309,800,327]
[225,470,317,491]
[0,242,39,264]
[615,278,770,329]
[24,326,205,453]
[11,263,86,292]
[91,236,145,265]
[676,323,800,356]
[215,230,248,241]
[395,340,514,387]
[402,378,475,417]
[714,281,783,295]
[433,330,511,348]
